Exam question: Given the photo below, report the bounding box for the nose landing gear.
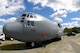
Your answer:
[26,42,36,48]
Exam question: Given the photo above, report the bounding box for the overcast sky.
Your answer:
[0,0,80,33]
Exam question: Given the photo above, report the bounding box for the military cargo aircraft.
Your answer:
[3,12,64,47]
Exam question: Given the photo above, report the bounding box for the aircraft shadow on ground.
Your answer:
[0,39,59,50]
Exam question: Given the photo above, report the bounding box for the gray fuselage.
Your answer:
[3,12,63,42]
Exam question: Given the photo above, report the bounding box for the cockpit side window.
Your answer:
[34,15,36,18]
[31,21,34,26]
[26,13,36,18]
[27,21,34,26]
[30,15,33,18]
[22,14,26,16]
[20,14,26,22]
[22,17,25,19]
[27,21,30,26]
[27,14,29,17]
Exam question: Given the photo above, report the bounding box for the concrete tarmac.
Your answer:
[0,33,80,53]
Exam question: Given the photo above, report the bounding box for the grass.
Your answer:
[0,43,26,50]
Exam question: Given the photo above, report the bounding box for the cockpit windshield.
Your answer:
[21,13,35,18]
[26,13,36,18]
[30,15,33,18]
[17,13,38,22]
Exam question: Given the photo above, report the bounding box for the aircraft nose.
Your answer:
[3,22,23,35]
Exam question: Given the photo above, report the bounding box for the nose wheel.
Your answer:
[31,42,35,47]
[26,42,36,47]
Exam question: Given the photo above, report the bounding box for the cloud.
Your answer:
[0,17,16,23]
[0,0,25,16]
[54,17,63,23]
[71,17,80,21]
[50,10,67,18]
[28,0,41,5]
[0,19,6,23]
[6,17,16,23]
[50,10,67,23]
[28,0,80,12]
[28,0,80,23]
[33,6,42,10]
[61,21,79,28]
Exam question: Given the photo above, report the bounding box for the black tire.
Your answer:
[26,42,31,47]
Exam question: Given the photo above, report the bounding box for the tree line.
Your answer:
[64,27,80,33]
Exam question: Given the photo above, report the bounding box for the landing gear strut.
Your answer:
[55,36,63,41]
